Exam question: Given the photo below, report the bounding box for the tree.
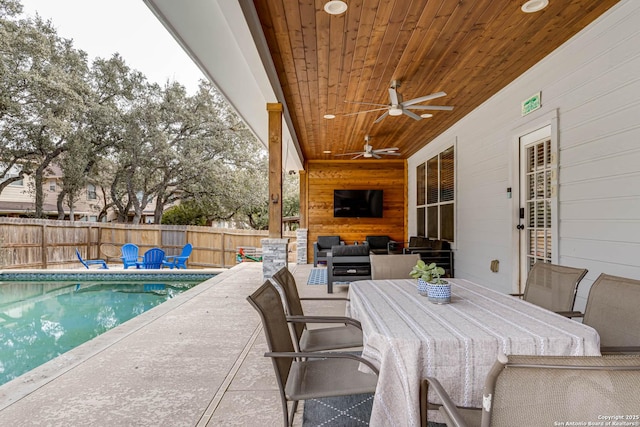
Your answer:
[55,54,145,219]
[0,3,90,217]
[150,80,266,225]
[1,1,282,227]
[0,0,38,192]
[161,201,208,226]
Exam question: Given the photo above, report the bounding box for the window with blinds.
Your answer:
[424,146,454,242]
[87,184,97,200]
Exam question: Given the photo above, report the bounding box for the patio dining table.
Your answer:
[346,278,601,427]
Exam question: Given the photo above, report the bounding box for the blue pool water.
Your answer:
[0,278,209,386]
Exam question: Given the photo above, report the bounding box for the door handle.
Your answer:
[516,224,525,230]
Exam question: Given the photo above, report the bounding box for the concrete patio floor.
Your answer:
[0,262,348,426]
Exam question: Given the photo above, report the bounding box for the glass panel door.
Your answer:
[518,124,555,289]
[525,139,552,269]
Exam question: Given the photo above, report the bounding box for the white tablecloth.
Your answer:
[347,278,601,427]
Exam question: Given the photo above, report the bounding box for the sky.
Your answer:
[19,0,205,94]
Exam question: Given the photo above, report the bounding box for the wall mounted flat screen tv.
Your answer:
[334,189,383,218]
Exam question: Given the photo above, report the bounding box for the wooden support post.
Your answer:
[267,103,283,238]
[299,169,308,229]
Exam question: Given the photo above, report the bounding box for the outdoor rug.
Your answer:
[302,392,446,427]
[307,267,327,285]
[303,393,374,427]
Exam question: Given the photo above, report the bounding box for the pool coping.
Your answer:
[0,267,228,410]
[0,268,225,282]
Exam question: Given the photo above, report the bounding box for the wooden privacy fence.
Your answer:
[0,218,296,269]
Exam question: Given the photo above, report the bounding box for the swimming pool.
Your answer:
[0,273,215,386]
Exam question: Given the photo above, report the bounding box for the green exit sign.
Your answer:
[521,92,541,116]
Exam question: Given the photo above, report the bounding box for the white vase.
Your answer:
[427,281,451,304]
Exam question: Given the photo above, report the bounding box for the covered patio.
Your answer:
[3,0,639,424]
[141,0,640,315]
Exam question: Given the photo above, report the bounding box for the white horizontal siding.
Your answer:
[408,0,640,295]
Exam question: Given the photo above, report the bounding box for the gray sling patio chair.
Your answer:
[247,280,378,427]
[511,262,587,316]
[581,273,640,354]
[424,353,640,427]
[270,267,363,352]
[370,253,421,280]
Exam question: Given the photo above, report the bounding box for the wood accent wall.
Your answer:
[304,160,407,264]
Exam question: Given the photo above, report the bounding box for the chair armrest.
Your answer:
[286,315,362,329]
[424,377,471,427]
[555,310,584,318]
[265,351,379,375]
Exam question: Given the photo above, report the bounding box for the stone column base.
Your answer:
[261,238,289,279]
[295,229,308,265]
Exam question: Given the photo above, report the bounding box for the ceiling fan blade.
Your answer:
[342,107,389,117]
[402,91,447,107]
[403,110,423,121]
[344,100,390,107]
[352,153,364,159]
[374,111,389,124]
[372,152,381,159]
[388,87,399,105]
[373,147,400,152]
[405,105,454,111]
[334,151,365,156]
[380,151,401,156]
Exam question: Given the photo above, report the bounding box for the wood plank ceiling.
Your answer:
[252,0,619,161]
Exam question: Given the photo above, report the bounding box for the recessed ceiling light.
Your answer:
[521,0,549,13]
[324,1,348,15]
[420,113,433,119]
[323,114,336,119]
[323,150,332,154]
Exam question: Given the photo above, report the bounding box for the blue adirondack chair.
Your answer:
[120,243,140,269]
[136,248,166,269]
[161,243,193,269]
[75,248,108,269]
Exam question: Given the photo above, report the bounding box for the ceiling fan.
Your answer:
[334,136,401,159]
[344,80,454,123]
